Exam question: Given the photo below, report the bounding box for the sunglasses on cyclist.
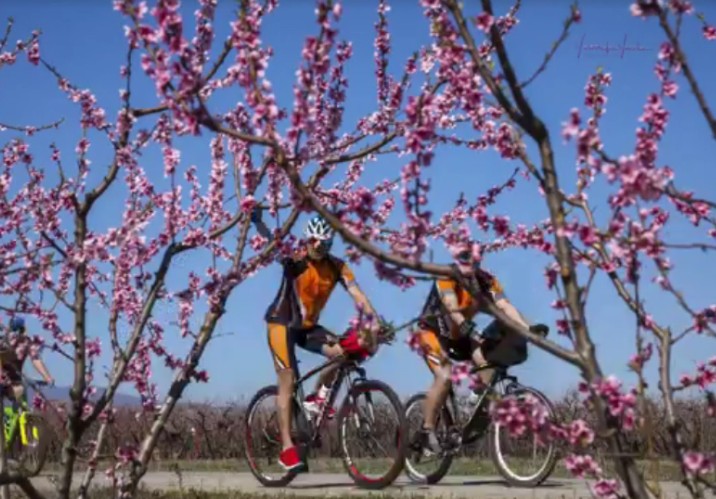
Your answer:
[455,250,473,264]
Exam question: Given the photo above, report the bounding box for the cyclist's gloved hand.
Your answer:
[339,329,372,361]
[458,319,476,338]
[529,323,549,337]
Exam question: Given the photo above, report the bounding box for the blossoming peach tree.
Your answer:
[1,0,715,498]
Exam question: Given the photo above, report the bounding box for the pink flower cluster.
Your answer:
[581,376,637,431]
[679,357,716,389]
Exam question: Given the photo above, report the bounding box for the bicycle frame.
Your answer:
[290,354,367,445]
[2,396,38,448]
[442,364,525,448]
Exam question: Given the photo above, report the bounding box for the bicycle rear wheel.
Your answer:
[337,379,406,490]
[244,385,304,487]
[489,386,558,486]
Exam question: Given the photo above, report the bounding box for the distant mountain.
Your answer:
[27,385,142,407]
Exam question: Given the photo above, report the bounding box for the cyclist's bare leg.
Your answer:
[471,347,494,386]
[276,367,296,450]
[267,323,298,451]
[315,343,342,391]
[11,384,24,404]
[423,363,451,430]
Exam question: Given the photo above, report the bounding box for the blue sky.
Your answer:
[2,0,715,405]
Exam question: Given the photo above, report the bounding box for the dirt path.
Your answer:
[28,471,715,498]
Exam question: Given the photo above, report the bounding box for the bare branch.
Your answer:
[657,5,716,141]
[324,131,398,165]
[520,3,580,89]
[662,242,716,252]
[0,18,14,52]
[199,114,278,149]
[0,118,64,133]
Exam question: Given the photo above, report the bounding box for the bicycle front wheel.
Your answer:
[489,386,558,486]
[337,379,406,490]
[13,413,50,477]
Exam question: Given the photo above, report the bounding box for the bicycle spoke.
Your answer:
[245,389,292,483]
[367,434,391,458]
[491,388,558,486]
[338,381,406,488]
[403,394,453,483]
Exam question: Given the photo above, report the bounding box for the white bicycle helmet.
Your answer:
[304,216,334,245]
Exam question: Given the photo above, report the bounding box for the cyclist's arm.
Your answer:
[493,297,530,330]
[436,280,468,327]
[30,357,54,385]
[342,266,378,321]
[484,277,531,330]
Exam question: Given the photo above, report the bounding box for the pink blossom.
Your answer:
[658,42,681,72]
[630,1,660,17]
[592,376,637,430]
[192,370,210,383]
[564,453,602,478]
[567,419,594,446]
[556,319,571,337]
[116,445,139,465]
[629,343,653,370]
[662,80,678,98]
[27,39,40,65]
[668,0,693,14]
[578,225,599,246]
[544,263,559,289]
[683,451,715,476]
[76,138,91,156]
[592,479,621,499]
[250,234,268,252]
[492,215,510,237]
[704,25,716,40]
[490,393,550,438]
[561,108,581,142]
[474,13,494,32]
[240,195,258,215]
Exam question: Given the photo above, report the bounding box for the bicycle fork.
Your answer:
[3,407,38,449]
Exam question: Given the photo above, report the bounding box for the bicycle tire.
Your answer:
[489,386,559,487]
[403,392,454,484]
[336,379,407,490]
[14,414,50,477]
[243,385,299,487]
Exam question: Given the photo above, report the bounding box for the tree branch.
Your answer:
[657,5,716,141]
[0,118,64,133]
[520,3,579,89]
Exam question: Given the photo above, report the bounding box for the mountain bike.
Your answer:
[2,378,51,477]
[244,323,407,490]
[404,362,559,486]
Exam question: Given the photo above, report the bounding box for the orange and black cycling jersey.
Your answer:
[264,254,355,328]
[419,266,505,338]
